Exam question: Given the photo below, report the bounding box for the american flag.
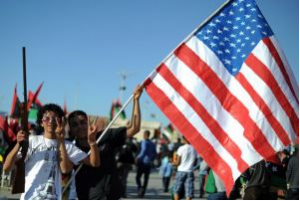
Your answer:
[144,0,298,195]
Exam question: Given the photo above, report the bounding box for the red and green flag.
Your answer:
[110,99,126,120]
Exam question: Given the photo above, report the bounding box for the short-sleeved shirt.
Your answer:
[19,135,87,200]
[75,127,127,200]
[177,144,197,172]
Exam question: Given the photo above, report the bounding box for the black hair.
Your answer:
[36,103,65,126]
[144,130,150,137]
[67,110,88,126]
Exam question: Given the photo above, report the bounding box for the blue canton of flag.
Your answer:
[196,0,273,75]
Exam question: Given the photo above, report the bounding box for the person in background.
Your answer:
[117,136,138,198]
[285,144,299,200]
[159,152,173,193]
[242,160,270,199]
[136,130,157,198]
[173,136,197,200]
[69,85,143,200]
[194,156,208,198]
[3,103,100,200]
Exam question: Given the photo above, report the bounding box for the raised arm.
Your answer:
[82,124,100,167]
[3,130,26,172]
[56,117,73,174]
[127,85,143,138]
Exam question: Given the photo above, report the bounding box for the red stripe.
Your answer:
[246,54,299,136]
[145,79,235,195]
[158,63,249,172]
[174,43,277,158]
[236,73,292,146]
[263,38,299,103]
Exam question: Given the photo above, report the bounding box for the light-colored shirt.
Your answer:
[177,144,197,172]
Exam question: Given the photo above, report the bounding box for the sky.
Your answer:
[0,0,298,127]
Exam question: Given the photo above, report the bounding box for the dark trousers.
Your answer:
[117,163,132,197]
[286,188,299,200]
[136,163,151,196]
[198,174,206,197]
[243,186,269,200]
[162,176,171,192]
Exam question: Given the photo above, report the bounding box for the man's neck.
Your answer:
[44,132,56,140]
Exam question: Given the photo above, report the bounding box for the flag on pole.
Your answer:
[162,123,175,141]
[10,84,21,118]
[110,99,126,120]
[144,0,298,195]
[27,82,43,111]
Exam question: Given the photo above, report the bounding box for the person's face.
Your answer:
[41,111,59,134]
[69,115,88,139]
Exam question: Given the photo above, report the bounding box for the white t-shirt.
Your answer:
[177,144,197,172]
[18,135,87,200]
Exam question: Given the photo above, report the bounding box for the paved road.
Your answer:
[0,171,205,200]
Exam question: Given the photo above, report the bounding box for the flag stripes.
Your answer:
[145,0,298,195]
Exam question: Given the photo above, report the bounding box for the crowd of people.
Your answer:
[0,83,299,200]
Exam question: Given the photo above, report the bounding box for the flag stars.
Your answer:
[217,29,223,34]
[237,38,242,43]
[239,7,244,12]
[230,43,236,47]
[213,35,219,40]
[232,2,238,6]
[223,59,231,64]
[220,12,226,17]
[225,49,231,54]
[233,26,239,30]
[239,31,245,36]
[210,42,217,48]
[227,20,233,24]
[272,166,277,172]
[217,50,223,55]
[206,29,212,34]
[241,54,246,58]
[245,14,251,19]
[209,22,216,27]
[246,26,251,30]
[246,3,252,7]
[223,27,230,31]
[251,41,256,46]
[235,17,241,21]
[219,41,225,46]
[251,30,256,34]
[250,8,257,11]
[229,11,235,15]
[203,36,210,40]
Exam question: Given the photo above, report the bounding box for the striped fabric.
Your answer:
[145,0,298,195]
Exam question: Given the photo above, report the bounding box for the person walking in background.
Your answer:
[136,130,157,198]
[242,160,270,199]
[117,136,138,198]
[68,85,143,200]
[285,144,299,200]
[173,136,197,200]
[3,103,100,200]
[159,152,173,193]
[194,156,208,198]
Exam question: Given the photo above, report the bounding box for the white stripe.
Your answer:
[253,40,299,117]
[186,36,284,152]
[151,71,241,180]
[164,54,262,165]
[240,62,296,144]
[270,36,299,99]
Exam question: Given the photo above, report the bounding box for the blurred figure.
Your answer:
[285,145,299,200]
[173,136,197,200]
[242,160,270,199]
[136,130,157,198]
[117,136,138,198]
[159,152,173,193]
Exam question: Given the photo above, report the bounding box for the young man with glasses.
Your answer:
[3,103,100,200]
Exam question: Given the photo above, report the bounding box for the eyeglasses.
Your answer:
[42,116,57,123]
